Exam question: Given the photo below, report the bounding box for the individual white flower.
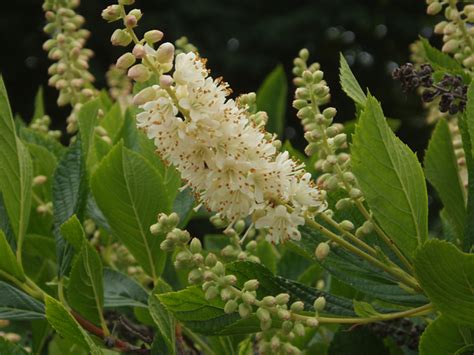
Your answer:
[173,52,207,86]
[289,172,327,212]
[255,205,305,244]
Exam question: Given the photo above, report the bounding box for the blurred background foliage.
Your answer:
[2,0,436,152]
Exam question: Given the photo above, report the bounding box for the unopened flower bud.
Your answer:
[224,300,238,314]
[313,296,326,311]
[205,253,217,267]
[128,9,142,21]
[349,188,362,199]
[144,30,164,44]
[101,5,121,21]
[256,307,271,322]
[119,0,135,4]
[322,107,337,120]
[132,44,146,59]
[33,175,48,186]
[156,42,175,64]
[442,39,459,53]
[361,220,374,234]
[290,301,305,312]
[243,279,259,291]
[245,240,257,252]
[190,238,202,254]
[282,320,293,332]
[205,286,218,300]
[339,220,354,231]
[427,2,442,15]
[133,87,157,106]
[241,291,256,305]
[223,274,237,286]
[220,287,234,301]
[111,29,132,47]
[261,296,276,307]
[275,293,290,305]
[306,317,319,327]
[188,269,203,284]
[128,64,151,82]
[212,261,225,276]
[315,242,330,261]
[150,223,162,235]
[159,75,174,88]
[294,322,306,336]
[238,303,252,318]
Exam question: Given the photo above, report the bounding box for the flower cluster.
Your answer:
[155,213,325,355]
[428,0,474,67]
[134,50,326,244]
[43,0,96,132]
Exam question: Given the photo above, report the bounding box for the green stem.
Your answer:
[305,216,421,292]
[318,212,377,256]
[296,303,434,325]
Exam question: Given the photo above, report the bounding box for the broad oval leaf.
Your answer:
[52,138,88,276]
[0,281,45,320]
[256,64,287,137]
[149,279,175,354]
[0,338,29,354]
[45,295,102,354]
[0,77,33,243]
[414,240,474,326]
[352,95,428,259]
[103,268,149,308]
[91,142,170,280]
[424,118,466,241]
[419,315,474,355]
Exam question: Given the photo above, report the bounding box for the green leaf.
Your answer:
[0,338,29,354]
[256,64,287,137]
[0,281,45,320]
[60,215,87,251]
[149,279,176,354]
[424,118,466,241]
[328,326,389,355]
[352,95,428,259]
[0,229,25,281]
[294,225,427,306]
[91,142,170,279]
[0,194,15,249]
[67,240,105,326]
[19,127,65,159]
[420,38,464,72]
[0,76,33,242]
[33,87,45,121]
[53,138,88,276]
[103,268,149,308]
[100,103,124,141]
[77,99,100,169]
[419,315,474,355]
[414,240,474,326]
[339,54,367,106]
[44,295,102,354]
[461,82,474,250]
[159,261,357,336]
[173,187,195,228]
[352,300,381,318]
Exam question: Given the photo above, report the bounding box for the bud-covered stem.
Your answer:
[304,214,421,292]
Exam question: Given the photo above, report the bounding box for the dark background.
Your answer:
[1,0,436,153]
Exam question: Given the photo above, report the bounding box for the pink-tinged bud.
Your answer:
[129,9,142,21]
[128,64,151,82]
[144,30,164,44]
[442,39,459,53]
[133,87,157,105]
[125,14,137,27]
[156,42,175,64]
[427,2,442,15]
[116,52,136,69]
[132,44,146,59]
[102,5,120,22]
[111,29,132,47]
[159,75,174,88]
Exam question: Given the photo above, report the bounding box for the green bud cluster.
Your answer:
[158,222,321,353]
[175,36,198,55]
[42,0,97,133]
[292,49,364,217]
[106,64,132,104]
[29,114,61,140]
[429,0,474,67]
[103,1,173,84]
